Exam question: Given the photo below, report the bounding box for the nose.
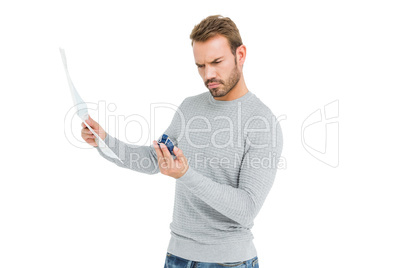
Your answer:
[204,65,217,81]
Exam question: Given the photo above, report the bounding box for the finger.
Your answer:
[174,146,186,163]
[84,118,92,129]
[84,136,97,146]
[173,146,182,157]
[82,125,97,137]
[159,143,174,168]
[84,122,99,138]
[88,140,98,147]
[85,115,98,131]
[153,141,166,166]
[81,128,92,134]
[81,126,95,136]
[82,133,95,140]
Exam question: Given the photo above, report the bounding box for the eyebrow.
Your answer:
[195,57,223,67]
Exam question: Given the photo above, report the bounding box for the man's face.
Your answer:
[193,34,241,98]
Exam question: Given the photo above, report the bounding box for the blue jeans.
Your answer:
[164,252,259,268]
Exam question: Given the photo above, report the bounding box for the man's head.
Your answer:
[190,15,246,98]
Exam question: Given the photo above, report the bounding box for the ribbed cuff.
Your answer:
[96,132,117,157]
[104,132,110,144]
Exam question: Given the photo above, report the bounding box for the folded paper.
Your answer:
[60,48,123,164]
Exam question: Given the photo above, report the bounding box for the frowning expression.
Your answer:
[193,34,241,98]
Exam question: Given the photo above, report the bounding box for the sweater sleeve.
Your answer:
[95,99,186,174]
[95,132,160,174]
[177,114,283,227]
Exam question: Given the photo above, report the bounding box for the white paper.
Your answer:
[60,48,124,164]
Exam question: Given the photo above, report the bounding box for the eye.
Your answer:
[214,61,221,64]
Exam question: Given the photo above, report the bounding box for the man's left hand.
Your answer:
[153,140,189,179]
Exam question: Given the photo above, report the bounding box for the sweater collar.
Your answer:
[208,90,254,106]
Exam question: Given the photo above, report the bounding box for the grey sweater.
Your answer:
[96,90,283,262]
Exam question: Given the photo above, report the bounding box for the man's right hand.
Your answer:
[81,115,106,147]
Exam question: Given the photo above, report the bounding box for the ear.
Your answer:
[236,44,247,66]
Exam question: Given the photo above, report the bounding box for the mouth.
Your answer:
[208,83,220,89]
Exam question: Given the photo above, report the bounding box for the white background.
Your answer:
[1,0,401,267]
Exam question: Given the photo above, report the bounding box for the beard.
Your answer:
[206,64,241,98]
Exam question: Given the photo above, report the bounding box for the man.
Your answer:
[81,15,283,268]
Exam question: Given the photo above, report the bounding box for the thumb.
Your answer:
[174,146,184,159]
[85,115,98,130]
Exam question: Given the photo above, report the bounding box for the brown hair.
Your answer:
[190,15,243,57]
